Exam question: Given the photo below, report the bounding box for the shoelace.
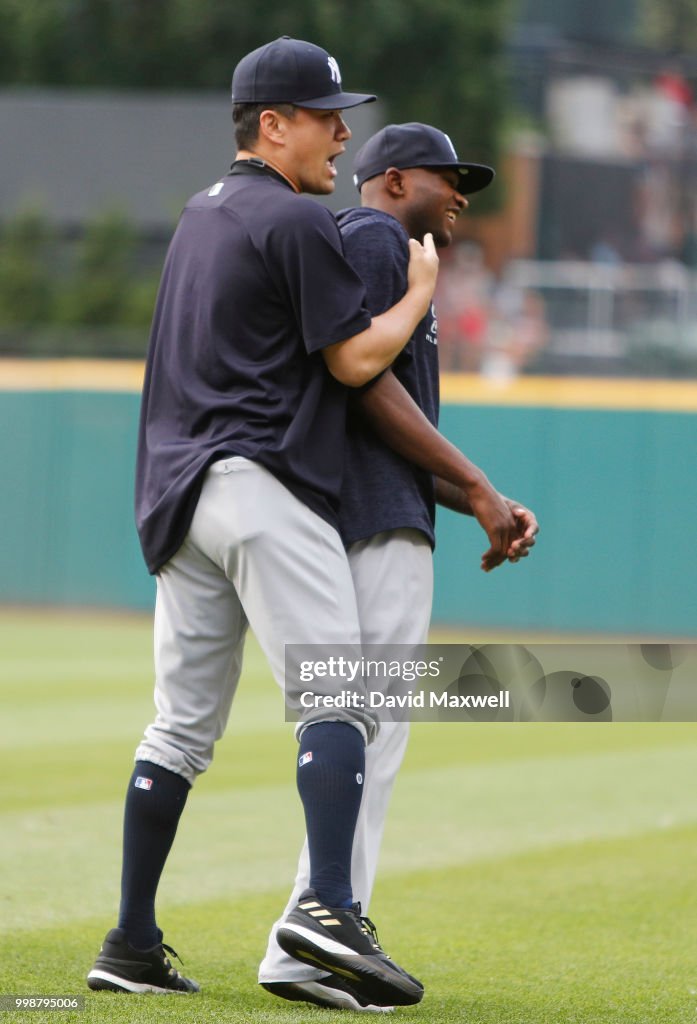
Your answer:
[161,942,185,972]
[358,914,389,957]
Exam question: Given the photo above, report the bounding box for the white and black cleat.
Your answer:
[262,975,395,1012]
[276,889,423,1008]
[87,928,199,994]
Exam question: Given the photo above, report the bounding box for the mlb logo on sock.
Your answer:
[135,776,153,790]
[298,752,313,767]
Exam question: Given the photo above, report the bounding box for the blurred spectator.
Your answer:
[480,287,549,382]
[434,242,549,377]
[646,69,693,153]
[434,243,492,371]
[590,233,624,265]
[634,162,682,262]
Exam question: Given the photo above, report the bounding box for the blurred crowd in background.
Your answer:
[435,247,549,379]
[1,0,696,378]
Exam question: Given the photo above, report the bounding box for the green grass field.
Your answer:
[1,610,697,1024]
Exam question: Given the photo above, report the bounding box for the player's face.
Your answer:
[282,108,351,194]
[401,167,468,248]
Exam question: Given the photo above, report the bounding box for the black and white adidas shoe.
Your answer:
[276,889,424,1007]
[87,928,199,994]
[261,976,394,1012]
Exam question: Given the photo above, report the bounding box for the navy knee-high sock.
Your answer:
[118,761,191,950]
[296,722,365,908]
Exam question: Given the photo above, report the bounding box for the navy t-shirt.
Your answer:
[136,165,371,573]
[337,207,440,549]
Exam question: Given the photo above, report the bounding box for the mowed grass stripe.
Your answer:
[3,744,697,934]
[3,612,697,1023]
[398,825,697,1024]
[0,689,285,750]
[3,826,697,1023]
[0,728,299,812]
[4,722,697,811]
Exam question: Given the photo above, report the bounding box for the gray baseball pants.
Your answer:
[136,457,376,784]
[258,526,434,984]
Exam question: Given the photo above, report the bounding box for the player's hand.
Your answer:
[407,233,439,299]
[465,477,519,573]
[504,500,539,563]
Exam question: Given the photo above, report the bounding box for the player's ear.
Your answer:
[259,108,286,145]
[384,167,406,198]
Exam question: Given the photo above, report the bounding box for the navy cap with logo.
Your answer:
[231,36,376,110]
[353,122,495,195]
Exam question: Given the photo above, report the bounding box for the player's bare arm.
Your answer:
[435,479,538,561]
[354,368,537,572]
[322,234,438,387]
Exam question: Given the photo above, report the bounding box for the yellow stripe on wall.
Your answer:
[2,359,697,413]
[0,359,145,392]
[440,373,697,412]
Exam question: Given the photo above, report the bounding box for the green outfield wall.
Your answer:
[0,387,154,610]
[434,402,697,636]
[1,365,696,636]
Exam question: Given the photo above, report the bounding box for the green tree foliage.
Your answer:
[0,0,509,170]
[0,209,159,341]
[515,0,639,45]
[55,212,138,325]
[638,0,697,52]
[0,210,54,325]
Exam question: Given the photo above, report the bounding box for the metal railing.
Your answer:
[505,260,697,376]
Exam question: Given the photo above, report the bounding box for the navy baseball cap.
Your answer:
[232,36,376,109]
[353,122,495,194]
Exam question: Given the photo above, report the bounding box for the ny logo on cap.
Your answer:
[327,55,341,85]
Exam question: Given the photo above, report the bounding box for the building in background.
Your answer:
[0,91,380,358]
[438,0,697,377]
[1,3,696,377]
[0,90,379,231]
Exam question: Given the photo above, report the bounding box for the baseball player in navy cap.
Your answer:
[260,122,538,1010]
[352,121,496,197]
[86,42,439,1009]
